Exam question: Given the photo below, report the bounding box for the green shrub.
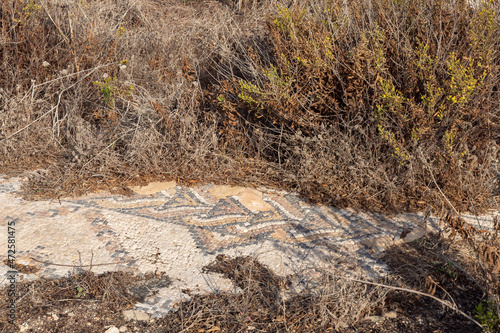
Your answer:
[475,300,500,333]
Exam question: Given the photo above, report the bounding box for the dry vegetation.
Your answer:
[0,238,496,332]
[1,0,500,331]
[1,0,498,212]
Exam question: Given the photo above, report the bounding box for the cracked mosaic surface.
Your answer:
[0,175,496,317]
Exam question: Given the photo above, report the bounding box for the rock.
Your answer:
[384,311,397,319]
[119,326,128,332]
[104,326,120,333]
[131,181,176,195]
[122,310,150,322]
[403,227,426,243]
[360,236,394,252]
[19,323,30,332]
[209,185,273,212]
[366,315,384,323]
[51,313,59,321]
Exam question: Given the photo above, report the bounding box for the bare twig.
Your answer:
[0,106,54,144]
[440,253,488,296]
[39,0,70,45]
[54,298,98,302]
[77,128,135,175]
[418,148,460,216]
[65,0,78,71]
[32,64,116,90]
[29,257,122,268]
[337,275,483,329]
[0,66,103,144]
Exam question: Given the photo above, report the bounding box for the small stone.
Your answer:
[105,326,120,333]
[384,311,397,319]
[122,310,149,322]
[67,312,75,317]
[119,326,128,332]
[366,315,384,323]
[19,323,29,332]
[51,313,59,321]
[131,181,176,195]
[360,236,393,252]
[208,186,273,212]
[42,61,50,67]
[271,228,287,240]
[404,228,426,243]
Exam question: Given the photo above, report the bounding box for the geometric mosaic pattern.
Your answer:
[67,186,423,254]
[1,175,496,316]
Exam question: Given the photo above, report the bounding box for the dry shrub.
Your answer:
[0,0,498,214]
[382,232,494,332]
[159,254,388,331]
[442,213,500,326]
[215,0,500,213]
[383,211,500,331]
[0,269,170,332]
[0,270,143,316]
[0,0,275,195]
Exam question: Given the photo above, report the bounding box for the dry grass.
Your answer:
[0,239,492,332]
[0,0,499,330]
[1,0,498,213]
[213,0,500,213]
[1,0,498,212]
[1,0,275,197]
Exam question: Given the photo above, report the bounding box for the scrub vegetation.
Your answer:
[1,0,499,331]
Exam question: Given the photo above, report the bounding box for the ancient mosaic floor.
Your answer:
[0,175,497,317]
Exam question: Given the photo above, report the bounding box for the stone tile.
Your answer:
[0,177,497,317]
